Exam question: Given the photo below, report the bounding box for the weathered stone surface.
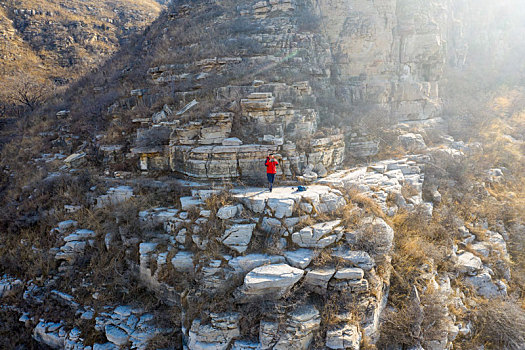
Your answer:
[292,220,342,248]
[465,270,507,298]
[57,220,78,233]
[171,251,194,272]
[221,224,256,253]
[0,275,23,298]
[222,137,243,146]
[63,229,96,242]
[272,305,321,349]
[359,217,395,256]
[228,254,285,274]
[236,264,304,300]
[284,249,316,269]
[63,153,86,167]
[217,204,243,220]
[267,198,295,218]
[33,322,65,349]
[105,325,129,346]
[325,324,361,350]
[180,196,204,211]
[332,248,375,271]
[231,340,260,350]
[188,313,240,350]
[261,216,284,235]
[456,252,482,275]
[95,186,134,208]
[399,133,427,152]
[304,268,336,294]
[334,268,364,280]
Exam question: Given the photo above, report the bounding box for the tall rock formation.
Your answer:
[117,0,455,177]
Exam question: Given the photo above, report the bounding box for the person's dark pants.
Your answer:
[267,173,275,191]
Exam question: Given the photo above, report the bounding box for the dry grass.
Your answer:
[459,300,525,349]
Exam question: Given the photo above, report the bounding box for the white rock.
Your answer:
[105,325,129,346]
[95,186,133,208]
[359,217,394,255]
[465,270,507,297]
[239,263,304,297]
[33,321,64,349]
[104,232,115,250]
[81,310,94,320]
[188,313,240,350]
[331,248,375,271]
[231,340,260,349]
[228,254,285,273]
[171,251,194,272]
[470,242,491,257]
[284,249,316,269]
[93,343,119,350]
[318,191,346,213]
[0,276,23,298]
[139,242,158,255]
[217,205,241,220]
[334,268,364,280]
[304,268,336,294]
[486,230,507,254]
[271,304,321,349]
[64,153,86,167]
[456,252,482,275]
[261,217,283,235]
[300,202,313,213]
[200,210,212,218]
[176,229,187,244]
[221,224,256,253]
[64,229,96,242]
[326,324,361,350]
[399,133,427,152]
[292,220,341,248]
[267,198,295,218]
[222,137,243,146]
[113,305,132,318]
[57,220,78,233]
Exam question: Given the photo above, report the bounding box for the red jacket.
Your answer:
[265,157,278,174]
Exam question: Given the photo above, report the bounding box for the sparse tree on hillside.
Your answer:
[5,73,53,112]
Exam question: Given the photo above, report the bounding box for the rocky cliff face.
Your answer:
[105,0,454,180]
[110,0,520,179]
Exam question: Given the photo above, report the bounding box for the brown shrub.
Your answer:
[466,300,525,349]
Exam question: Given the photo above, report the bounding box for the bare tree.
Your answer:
[5,73,53,112]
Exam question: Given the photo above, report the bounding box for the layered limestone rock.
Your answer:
[169,82,345,179]
[131,164,424,347]
[314,0,443,122]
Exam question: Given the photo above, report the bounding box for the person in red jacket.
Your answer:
[265,153,279,192]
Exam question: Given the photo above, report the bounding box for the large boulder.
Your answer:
[236,264,304,301]
[221,224,256,253]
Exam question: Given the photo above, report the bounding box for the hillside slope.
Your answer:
[0,0,524,349]
[0,0,163,115]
